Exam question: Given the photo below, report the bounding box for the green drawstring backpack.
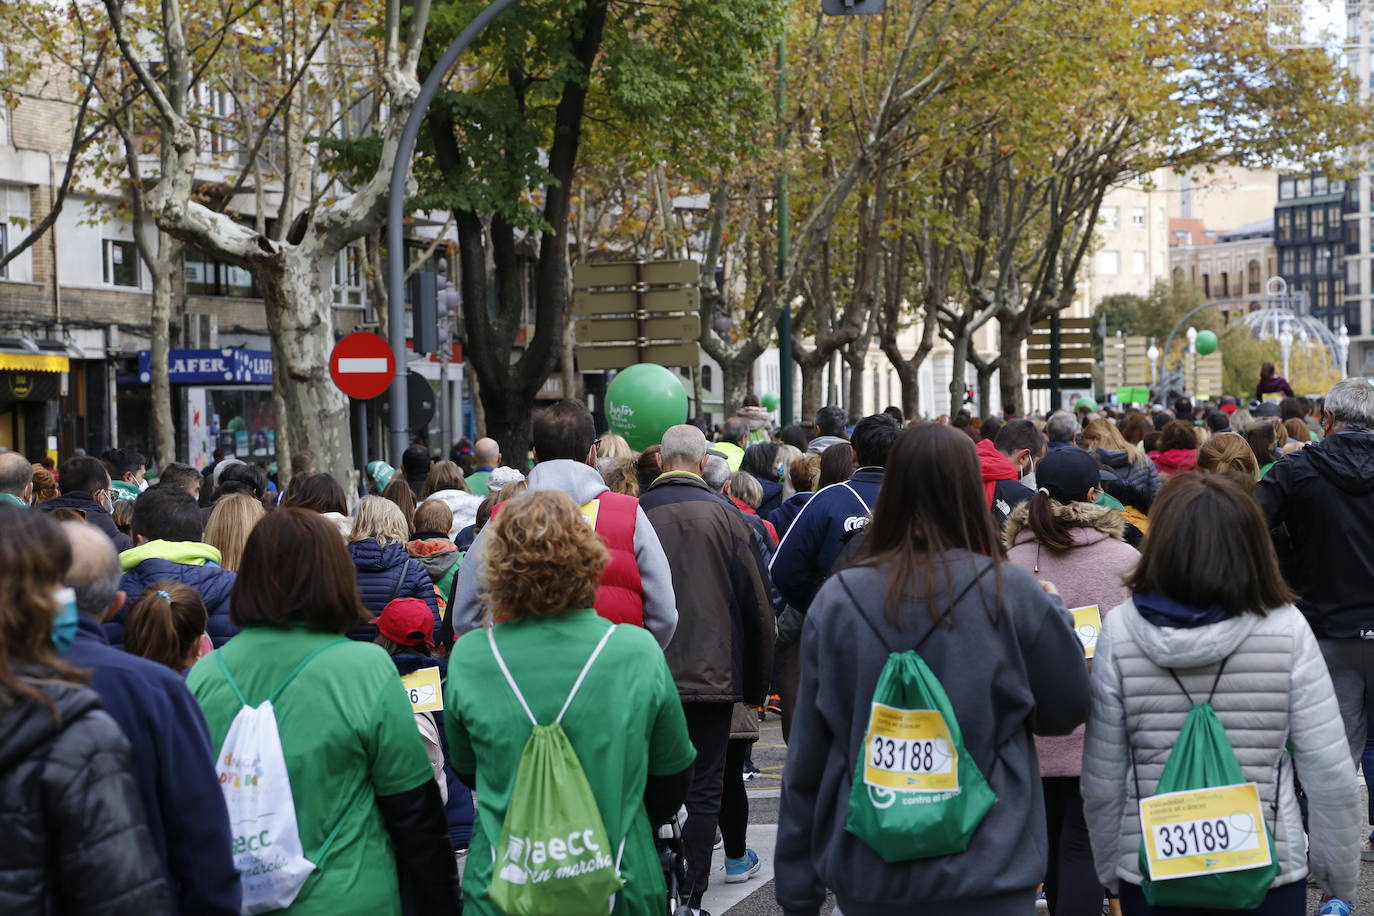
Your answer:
[485,625,626,916]
[1133,657,1280,910]
[840,570,998,861]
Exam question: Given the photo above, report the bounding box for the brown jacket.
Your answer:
[639,472,775,704]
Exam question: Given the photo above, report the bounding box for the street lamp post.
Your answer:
[1147,342,1160,392]
[1185,327,1197,397]
[1279,328,1294,381]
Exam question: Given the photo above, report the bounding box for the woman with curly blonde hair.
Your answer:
[444,490,696,915]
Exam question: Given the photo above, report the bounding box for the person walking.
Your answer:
[112,485,238,649]
[1082,418,1161,510]
[771,414,901,613]
[1147,420,1200,476]
[1004,448,1139,916]
[61,521,239,914]
[420,462,485,535]
[39,454,132,549]
[451,399,678,649]
[443,490,696,915]
[639,425,776,916]
[281,471,353,538]
[188,508,458,916]
[202,491,265,571]
[1257,379,1374,770]
[1256,361,1295,401]
[775,424,1090,916]
[1082,473,1358,916]
[347,496,441,642]
[465,438,502,496]
[0,449,33,506]
[0,506,174,915]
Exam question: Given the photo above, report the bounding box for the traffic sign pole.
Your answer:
[386,0,521,464]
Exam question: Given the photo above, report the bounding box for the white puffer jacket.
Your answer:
[1081,599,1359,900]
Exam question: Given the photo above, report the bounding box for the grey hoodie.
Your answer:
[775,554,1090,916]
[449,459,678,648]
[1081,599,1359,900]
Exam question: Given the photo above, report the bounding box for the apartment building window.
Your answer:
[1279,250,1293,276]
[1296,176,1311,197]
[1277,209,1292,242]
[1097,250,1120,275]
[701,365,713,391]
[1248,260,1261,294]
[331,245,365,308]
[1099,207,1119,229]
[1221,272,1229,297]
[1131,207,1146,229]
[1202,274,1211,297]
[1279,177,1295,200]
[1316,245,1331,275]
[1132,250,1147,275]
[1317,283,1330,312]
[1298,247,1312,275]
[102,239,139,287]
[184,254,257,298]
[1312,207,1326,237]
[1313,174,1329,195]
[1328,205,1343,237]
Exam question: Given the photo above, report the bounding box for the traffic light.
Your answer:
[822,0,884,14]
[409,269,439,355]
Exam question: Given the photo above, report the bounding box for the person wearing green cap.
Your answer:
[367,460,396,493]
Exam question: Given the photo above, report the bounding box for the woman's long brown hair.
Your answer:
[855,424,1004,628]
[0,507,86,719]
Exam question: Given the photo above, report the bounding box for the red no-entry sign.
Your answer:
[330,332,395,400]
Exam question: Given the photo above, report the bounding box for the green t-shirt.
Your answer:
[189,626,433,916]
[465,470,492,496]
[445,609,696,916]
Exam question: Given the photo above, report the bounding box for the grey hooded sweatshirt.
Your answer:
[1081,599,1359,900]
[775,553,1090,916]
[449,459,678,648]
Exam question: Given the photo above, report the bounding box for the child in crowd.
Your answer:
[123,581,209,674]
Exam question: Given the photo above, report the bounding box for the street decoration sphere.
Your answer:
[605,363,690,452]
[1195,330,1219,356]
[761,392,781,411]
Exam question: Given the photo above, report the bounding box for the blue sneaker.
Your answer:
[1317,898,1353,916]
[723,848,761,884]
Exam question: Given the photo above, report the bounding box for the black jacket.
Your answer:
[0,674,172,915]
[1257,429,1374,638]
[639,472,775,704]
[39,492,133,551]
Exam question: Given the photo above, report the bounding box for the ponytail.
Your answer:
[1026,489,1077,553]
[124,582,209,672]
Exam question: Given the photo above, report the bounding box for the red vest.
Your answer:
[585,492,644,628]
[489,491,644,629]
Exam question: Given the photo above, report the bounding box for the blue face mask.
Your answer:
[51,587,78,655]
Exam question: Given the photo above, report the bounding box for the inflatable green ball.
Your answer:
[761,391,781,411]
[605,363,690,451]
[1195,329,1219,356]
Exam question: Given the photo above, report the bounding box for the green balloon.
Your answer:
[761,391,781,411]
[605,363,689,451]
[1195,329,1219,356]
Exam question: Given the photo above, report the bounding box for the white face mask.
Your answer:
[1020,456,1035,481]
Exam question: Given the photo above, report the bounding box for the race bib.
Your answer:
[400,667,444,713]
[1139,783,1271,881]
[580,500,600,528]
[861,703,957,793]
[1070,605,1102,658]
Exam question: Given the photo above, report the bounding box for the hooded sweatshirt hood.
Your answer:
[735,405,771,430]
[1119,596,1260,669]
[347,538,410,572]
[1004,498,1124,547]
[0,677,100,771]
[119,539,222,571]
[975,438,1019,507]
[527,458,610,504]
[1302,429,1374,496]
[1150,448,1198,475]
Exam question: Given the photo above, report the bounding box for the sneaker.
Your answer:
[742,761,761,781]
[724,848,762,884]
[766,694,783,717]
[672,908,710,916]
[1364,830,1374,862]
[1317,898,1353,916]
[713,827,722,850]
[1034,890,1049,915]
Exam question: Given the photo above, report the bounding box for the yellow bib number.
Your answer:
[861,704,957,792]
[1139,783,1271,880]
[1070,605,1102,658]
[400,667,443,713]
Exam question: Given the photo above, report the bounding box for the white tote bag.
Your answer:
[214,642,349,915]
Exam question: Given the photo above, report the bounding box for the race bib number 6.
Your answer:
[1139,783,1271,881]
[861,703,958,793]
[400,667,444,713]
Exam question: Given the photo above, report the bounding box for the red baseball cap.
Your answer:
[377,598,435,647]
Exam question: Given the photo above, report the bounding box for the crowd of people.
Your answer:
[2,378,1374,916]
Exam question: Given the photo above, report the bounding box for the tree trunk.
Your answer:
[468,361,485,438]
[844,351,865,421]
[896,364,920,419]
[480,384,534,471]
[257,249,353,492]
[975,361,996,420]
[718,355,752,420]
[948,332,970,417]
[797,352,827,422]
[148,232,179,466]
[998,316,1027,415]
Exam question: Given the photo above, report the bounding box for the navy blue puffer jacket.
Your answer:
[110,559,239,649]
[347,539,440,642]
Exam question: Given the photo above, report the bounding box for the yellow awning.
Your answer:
[0,353,70,373]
